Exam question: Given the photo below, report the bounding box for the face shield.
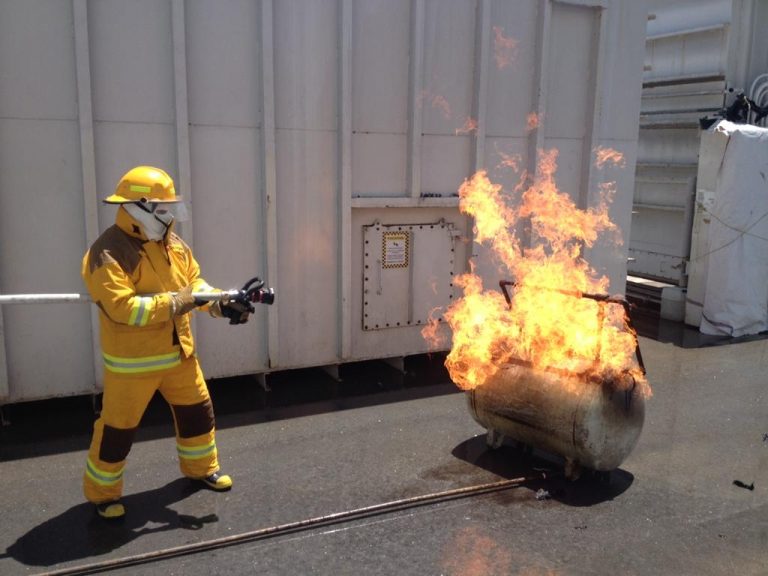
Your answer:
[152,201,189,224]
[124,201,189,241]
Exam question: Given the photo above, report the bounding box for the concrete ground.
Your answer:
[0,335,766,576]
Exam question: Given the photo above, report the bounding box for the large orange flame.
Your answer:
[425,148,648,395]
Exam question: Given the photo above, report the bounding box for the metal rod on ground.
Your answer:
[38,474,545,576]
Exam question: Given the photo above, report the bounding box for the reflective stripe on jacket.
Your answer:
[82,207,214,372]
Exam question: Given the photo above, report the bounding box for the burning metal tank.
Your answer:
[466,282,647,478]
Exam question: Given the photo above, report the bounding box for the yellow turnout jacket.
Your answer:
[82,207,213,374]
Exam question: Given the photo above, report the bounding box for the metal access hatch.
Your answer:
[362,221,456,331]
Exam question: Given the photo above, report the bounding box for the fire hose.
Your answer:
[34,473,547,576]
[0,276,275,323]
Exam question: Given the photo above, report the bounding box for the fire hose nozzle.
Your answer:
[237,276,275,307]
[253,287,275,305]
[191,276,275,306]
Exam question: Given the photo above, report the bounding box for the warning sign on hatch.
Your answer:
[382,231,409,269]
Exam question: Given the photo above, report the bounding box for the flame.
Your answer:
[526,112,540,132]
[422,306,447,348]
[456,116,478,135]
[418,90,452,119]
[493,26,519,69]
[424,149,648,395]
[495,145,522,172]
[441,526,513,576]
[594,146,626,168]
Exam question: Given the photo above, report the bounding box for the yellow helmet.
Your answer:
[104,166,181,204]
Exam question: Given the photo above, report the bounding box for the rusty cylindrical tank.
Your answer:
[467,364,645,477]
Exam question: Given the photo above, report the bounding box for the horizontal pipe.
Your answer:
[0,294,92,304]
[640,107,720,116]
[639,121,700,130]
[642,73,725,89]
[635,162,697,170]
[0,291,241,305]
[642,89,724,100]
[632,203,686,212]
[646,22,728,42]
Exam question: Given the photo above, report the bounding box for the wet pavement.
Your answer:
[0,337,766,575]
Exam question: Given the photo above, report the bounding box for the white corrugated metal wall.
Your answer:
[0,0,648,404]
[629,0,731,285]
[629,0,768,287]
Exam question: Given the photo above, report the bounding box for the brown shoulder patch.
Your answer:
[168,232,189,251]
[88,225,144,274]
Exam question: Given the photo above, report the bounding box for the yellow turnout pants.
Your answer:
[83,355,220,504]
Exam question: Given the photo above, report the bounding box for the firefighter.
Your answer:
[82,166,250,520]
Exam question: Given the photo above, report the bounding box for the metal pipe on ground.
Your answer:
[38,474,546,576]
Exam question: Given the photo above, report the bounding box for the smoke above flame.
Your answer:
[594,146,626,168]
[494,144,522,172]
[418,89,452,119]
[493,26,519,69]
[424,148,648,395]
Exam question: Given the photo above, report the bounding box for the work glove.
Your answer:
[219,300,251,325]
[169,285,201,316]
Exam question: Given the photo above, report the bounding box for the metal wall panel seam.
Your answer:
[350,197,459,209]
[407,0,425,199]
[525,0,553,252]
[555,0,608,7]
[260,0,279,369]
[0,0,11,400]
[531,0,553,175]
[730,0,768,93]
[339,0,353,360]
[0,310,8,402]
[171,0,194,248]
[726,0,752,91]
[471,0,491,173]
[579,3,607,211]
[466,0,491,271]
[73,0,102,392]
[170,0,203,350]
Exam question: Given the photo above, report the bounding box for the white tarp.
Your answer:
[700,120,768,337]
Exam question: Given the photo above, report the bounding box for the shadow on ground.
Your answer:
[0,353,458,462]
[1,478,215,568]
[451,434,634,507]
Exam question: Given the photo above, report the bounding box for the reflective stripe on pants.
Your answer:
[83,355,220,504]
